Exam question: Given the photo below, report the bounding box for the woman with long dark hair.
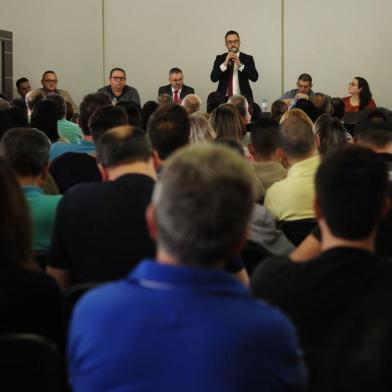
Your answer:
[343,76,376,112]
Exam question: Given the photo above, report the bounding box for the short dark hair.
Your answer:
[88,104,129,142]
[109,68,126,78]
[310,93,333,115]
[96,126,153,168]
[41,70,56,79]
[279,116,315,158]
[1,128,50,177]
[169,68,182,75]
[294,98,319,123]
[16,77,29,88]
[116,100,143,128]
[45,93,66,119]
[271,100,288,123]
[78,92,112,135]
[251,118,280,157]
[356,124,392,150]
[30,100,60,143]
[206,92,225,114]
[354,108,392,137]
[298,73,312,83]
[25,90,44,112]
[225,30,240,40]
[332,97,345,120]
[228,95,248,118]
[142,100,159,130]
[147,103,190,160]
[316,146,388,239]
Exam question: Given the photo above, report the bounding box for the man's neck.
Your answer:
[156,249,225,269]
[112,88,124,97]
[105,161,157,182]
[18,176,43,188]
[287,150,318,167]
[320,220,376,253]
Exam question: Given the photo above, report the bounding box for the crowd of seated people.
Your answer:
[1,68,392,391]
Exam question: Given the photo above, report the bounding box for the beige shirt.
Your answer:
[264,155,320,221]
[37,88,78,114]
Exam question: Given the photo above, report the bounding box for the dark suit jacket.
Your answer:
[210,52,259,100]
[157,84,195,100]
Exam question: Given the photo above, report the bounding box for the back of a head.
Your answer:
[116,100,143,128]
[0,158,33,268]
[189,112,216,144]
[206,92,225,114]
[293,98,319,123]
[1,128,50,177]
[3,106,29,130]
[154,144,254,266]
[78,92,112,136]
[314,113,348,155]
[147,103,190,160]
[45,93,67,120]
[142,101,159,130]
[25,90,44,113]
[30,99,59,143]
[332,97,345,120]
[88,104,128,142]
[316,145,388,240]
[228,95,248,118]
[271,100,288,123]
[157,94,173,105]
[209,103,244,142]
[96,125,152,168]
[354,108,392,139]
[310,93,333,115]
[251,117,280,157]
[279,116,316,159]
[181,94,201,114]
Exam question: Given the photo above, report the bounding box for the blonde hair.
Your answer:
[189,112,216,144]
[279,108,314,129]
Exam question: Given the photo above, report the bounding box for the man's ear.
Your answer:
[315,133,320,149]
[146,203,158,241]
[277,147,289,168]
[39,163,50,185]
[381,196,391,221]
[248,143,256,156]
[97,163,109,182]
[152,150,162,171]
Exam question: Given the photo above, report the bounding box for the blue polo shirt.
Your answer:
[68,260,307,391]
[49,140,95,161]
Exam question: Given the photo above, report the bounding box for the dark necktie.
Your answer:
[173,89,179,103]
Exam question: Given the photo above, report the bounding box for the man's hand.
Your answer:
[295,93,309,100]
[224,51,239,67]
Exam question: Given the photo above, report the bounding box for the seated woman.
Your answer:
[0,159,64,350]
[343,76,376,112]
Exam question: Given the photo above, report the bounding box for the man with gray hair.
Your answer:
[181,93,201,114]
[67,144,307,391]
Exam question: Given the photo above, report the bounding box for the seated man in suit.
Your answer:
[210,30,259,101]
[68,143,307,392]
[158,67,194,104]
[251,145,392,388]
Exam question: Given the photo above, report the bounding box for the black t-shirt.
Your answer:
[251,247,392,384]
[50,152,101,194]
[48,173,156,284]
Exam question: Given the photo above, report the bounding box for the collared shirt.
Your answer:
[280,88,315,101]
[49,139,95,161]
[265,155,320,221]
[57,119,82,144]
[220,51,245,96]
[68,259,307,391]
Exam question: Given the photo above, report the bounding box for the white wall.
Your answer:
[1,0,392,109]
[284,0,392,107]
[103,0,281,110]
[0,0,103,105]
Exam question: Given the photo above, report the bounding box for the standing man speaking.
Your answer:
[211,30,259,101]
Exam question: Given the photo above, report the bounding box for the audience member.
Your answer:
[0,157,64,350]
[181,94,201,114]
[293,98,319,123]
[228,94,253,134]
[25,89,43,118]
[116,100,143,127]
[189,111,216,143]
[264,116,319,220]
[147,103,190,173]
[279,107,314,128]
[314,113,348,155]
[271,99,289,123]
[1,128,62,252]
[38,70,78,114]
[158,67,194,103]
[46,93,82,143]
[68,144,307,391]
[249,117,287,191]
[141,100,159,129]
[47,126,156,290]
[343,76,376,112]
[252,146,392,388]
[15,77,31,99]
[331,97,345,120]
[98,67,140,105]
[310,93,333,116]
[206,91,225,114]
[209,103,244,142]
[157,93,173,105]
[50,100,128,194]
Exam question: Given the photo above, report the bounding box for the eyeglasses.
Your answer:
[111,76,126,82]
[226,39,240,45]
[44,79,57,83]
[348,82,358,87]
